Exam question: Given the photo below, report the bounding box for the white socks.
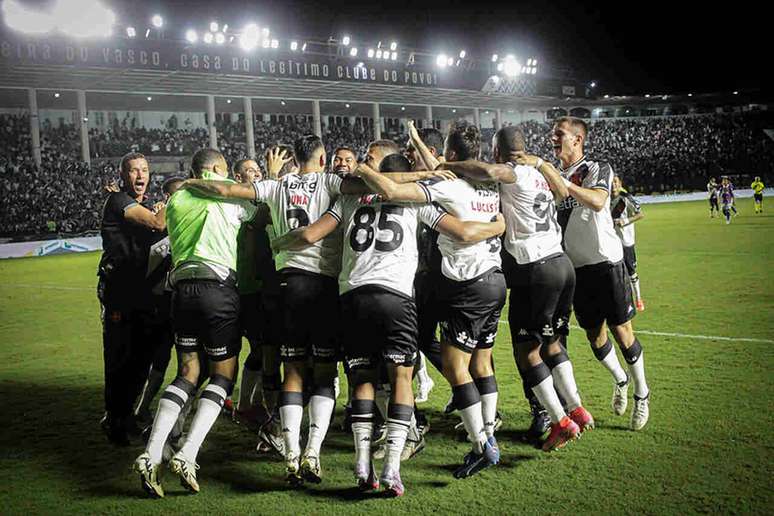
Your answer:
[531,376,566,424]
[551,361,582,412]
[305,392,335,456]
[179,381,229,462]
[279,392,304,458]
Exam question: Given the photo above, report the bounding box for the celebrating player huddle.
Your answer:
[110,116,651,499]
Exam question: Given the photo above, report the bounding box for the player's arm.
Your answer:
[438,159,516,185]
[512,151,570,200]
[181,179,257,200]
[124,203,166,231]
[436,213,506,243]
[383,170,456,184]
[354,163,427,202]
[567,182,608,212]
[408,121,441,171]
[270,212,340,252]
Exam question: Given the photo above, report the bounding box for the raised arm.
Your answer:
[436,213,506,243]
[439,159,516,184]
[181,179,256,200]
[271,212,340,252]
[512,152,569,200]
[354,163,427,202]
[408,120,441,171]
[124,203,166,231]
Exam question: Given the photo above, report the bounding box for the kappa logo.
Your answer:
[518,328,528,336]
[456,331,475,348]
[485,333,496,345]
[556,318,567,328]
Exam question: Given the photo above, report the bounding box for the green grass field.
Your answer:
[1,198,772,515]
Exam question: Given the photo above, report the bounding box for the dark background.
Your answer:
[12,0,768,95]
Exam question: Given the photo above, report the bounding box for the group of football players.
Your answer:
[98,115,652,499]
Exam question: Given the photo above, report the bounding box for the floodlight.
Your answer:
[291,41,298,51]
[203,32,213,44]
[215,32,225,44]
[459,50,466,59]
[126,26,136,38]
[491,54,498,62]
[239,24,260,50]
[367,48,375,58]
[436,53,448,67]
[342,35,351,45]
[151,14,162,28]
[390,41,397,51]
[350,47,358,57]
[210,21,218,32]
[185,29,197,43]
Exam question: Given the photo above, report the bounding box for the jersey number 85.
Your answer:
[349,205,404,252]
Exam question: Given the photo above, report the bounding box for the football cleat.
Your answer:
[354,462,379,491]
[380,465,405,497]
[415,376,435,404]
[299,451,323,484]
[133,452,164,498]
[569,406,595,433]
[528,401,551,438]
[101,413,130,447]
[612,376,630,416]
[284,452,303,487]
[453,440,499,479]
[630,393,650,431]
[257,417,286,458]
[168,451,200,493]
[636,299,646,312]
[542,416,580,452]
[401,434,426,461]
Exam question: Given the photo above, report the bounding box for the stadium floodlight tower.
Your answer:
[240,23,261,51]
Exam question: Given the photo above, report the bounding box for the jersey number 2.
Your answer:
[350,205,404,252]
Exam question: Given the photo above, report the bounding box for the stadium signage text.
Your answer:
[1,37,446,88]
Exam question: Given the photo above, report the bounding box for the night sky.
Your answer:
[15,0,768,96]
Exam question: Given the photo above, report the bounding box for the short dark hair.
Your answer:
[191,148,225,178]
[418,128,444,154]
[446,120,481,160]
[369,139,400,156]
[493,126,526,162]
[233,158,255,176]
[334,146,356,158]
[119,152,147,175]
[294,134,324,164]
[379,153,411,173]
[162,176,185,195]
[554,116,588,140]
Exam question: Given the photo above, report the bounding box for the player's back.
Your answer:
[332,194,443,297]
[499,163,562,264]
[419,177,501,281]
[253,172,342,277]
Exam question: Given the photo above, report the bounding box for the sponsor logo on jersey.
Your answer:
[542,324,554,337]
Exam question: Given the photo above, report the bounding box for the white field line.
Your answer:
[5,283,773,344]
[496,320,774,344]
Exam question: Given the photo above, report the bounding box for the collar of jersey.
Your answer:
[560,155,587,174]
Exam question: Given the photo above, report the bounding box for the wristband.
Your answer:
[535,157,544,169]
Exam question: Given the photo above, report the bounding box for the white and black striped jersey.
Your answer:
[556,157,623,267]
[252,172,342,278]
[500,163,564,264]
[328,194,445,297]
[610,190,641,248]
[418,177,502,281]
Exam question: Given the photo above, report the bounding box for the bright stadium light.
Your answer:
[496,63,504,72]
[280,100,286,106]
[54,92,60,98]
[383,52,390,61]
[145,28,150,38]
[390,41,397,51]
[502,55,521,77]
[239,23,260,50]
[367,48,375,58]
[185,29,197,43]
[342,35,351,45]
[270,39,279,49]
[215,32,225,44]
[126,26,136,38]
[146,96,152,101]
[2,0,55,34]
[226,99,232,104]
[376,49,383,59]
[301,43,307,51]
[459,50,466,59]
[203,32,213,44]
[290,41,298,51]
[733,90,739,95]
[491,54,498,62]
[391,51,397,60]
[604,94,610,98]
[262,38,270,48]
[688,93,693,97]
[345,103,350,108]
[452,108,457,113]
[447,56,454,66]
[349,47,358,57]
[401,106,405,111]
[222,24,228,33]
[209,21,218,32]
[590,81,597,88]
[436,53,448,67]
[645,94,650,98]
[151,14,163,28]
[56,0,116,37]
[262,27,270,37]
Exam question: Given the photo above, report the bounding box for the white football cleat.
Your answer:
[630,393,650,431]
[168,451,200,493]
[612,377,629,416]
[133,452,164,498]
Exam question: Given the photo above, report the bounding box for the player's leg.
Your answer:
[610,322,650,430]
[236,293,263,417]
[624,246,644,311]
[134,320,173,425]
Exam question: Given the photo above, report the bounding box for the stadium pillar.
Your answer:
[496,109,503,129]
[76,90,90,165]
[312,100,322,138]
[27,88,41,168]
[372,103,382,140]
[425,105,433,129]
[243,97,255,159]
[206,95,217,149]
[473,107,481,128]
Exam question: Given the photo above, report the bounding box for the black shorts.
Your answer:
[574,260,636,330]
[754,193,763,202]
[438,269,507,353]
[710,197,719,209]
[507,253,574,347]
[239,292,262,343]
[260,291,284,348]
[341,286,418,370]
[280,269,340,362]
[172,280,241,362]
[622,246,637,276]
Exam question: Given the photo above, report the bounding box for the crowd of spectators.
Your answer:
[1,111,772,238]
